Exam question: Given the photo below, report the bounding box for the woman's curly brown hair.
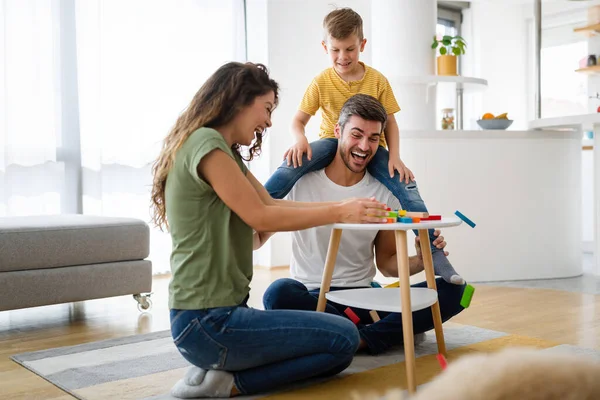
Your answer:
[150,62,279,230]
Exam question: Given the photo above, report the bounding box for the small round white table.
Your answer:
[316,216,463,393]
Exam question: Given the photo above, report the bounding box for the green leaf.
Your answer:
[452,47,461,56]
[442,39,451,46]
[431,41,438,49]
[442,35,453,42]
[440,47,447,55]
[455,35,466,41]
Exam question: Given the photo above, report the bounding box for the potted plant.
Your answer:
[431,35,466,76]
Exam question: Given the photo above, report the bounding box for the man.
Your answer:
[260,94,466,355]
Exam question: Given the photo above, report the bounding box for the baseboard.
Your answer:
[254,264,289,270]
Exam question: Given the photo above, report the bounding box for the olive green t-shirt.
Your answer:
[165,127,253,310]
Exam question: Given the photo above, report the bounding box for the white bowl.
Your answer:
[477,119,513,130]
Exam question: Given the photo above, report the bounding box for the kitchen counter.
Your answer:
[529,115,599,276]
[528,113,600,130]
[399,129,582,282]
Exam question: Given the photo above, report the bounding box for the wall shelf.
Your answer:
[394,75,487,130]
[576,65,600,74]
[574,23,600,37]
[395,75,488,91]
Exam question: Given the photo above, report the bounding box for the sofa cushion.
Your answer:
[0,215,150,272]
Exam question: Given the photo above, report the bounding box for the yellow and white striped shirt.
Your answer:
[299,62,400,148]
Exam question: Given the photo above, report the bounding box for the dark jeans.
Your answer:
[170,300,359,395]
[263,278,466,355]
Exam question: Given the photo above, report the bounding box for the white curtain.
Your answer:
[1,0,246,274]
[1,0,65,216]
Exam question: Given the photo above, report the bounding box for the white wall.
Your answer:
[583,149,594,252]
[247,0,371,267]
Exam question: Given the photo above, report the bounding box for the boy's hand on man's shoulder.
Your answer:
[284,136,312,168]
[389,156,415,184]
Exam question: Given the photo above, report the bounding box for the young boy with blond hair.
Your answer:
[265,7,462,285]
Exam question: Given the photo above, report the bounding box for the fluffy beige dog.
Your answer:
[371,347,600,400]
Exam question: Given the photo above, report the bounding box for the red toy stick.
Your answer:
[436,353,448,370]
[344,307,361,325]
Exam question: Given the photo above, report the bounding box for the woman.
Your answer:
[151,61,386,398]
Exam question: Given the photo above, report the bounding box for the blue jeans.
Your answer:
[264,138,437,247]
[170,300,359,395]
[263,278,466,355]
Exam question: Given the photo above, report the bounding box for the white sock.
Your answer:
[203,370,235,397]
[450,274,465,285]
[184,366,207,386]
[171,369,235,398]
[432,251,464,286]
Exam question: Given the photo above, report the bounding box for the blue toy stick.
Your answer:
[455,210,476,228]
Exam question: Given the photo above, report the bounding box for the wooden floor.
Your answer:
[2,269,599,399]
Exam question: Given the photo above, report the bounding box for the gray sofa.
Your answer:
[0,215,153,312]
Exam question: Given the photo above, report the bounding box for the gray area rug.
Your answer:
[11,325,506,400]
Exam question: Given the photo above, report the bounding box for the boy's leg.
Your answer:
[264,138,338,199]
[170,306,359,396]
[367,146,464,285]
[357,279,466,355]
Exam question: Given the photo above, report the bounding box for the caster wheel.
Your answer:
[137,297,152,312]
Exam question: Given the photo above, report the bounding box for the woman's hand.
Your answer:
[336,197,387,224]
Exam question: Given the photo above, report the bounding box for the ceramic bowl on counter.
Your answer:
[476,119,513,130]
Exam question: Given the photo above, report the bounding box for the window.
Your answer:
[541,41,588,118]
[1,0,246,274]
[437,7,461,38]
[437,6,463,76]
[437,18,458,38]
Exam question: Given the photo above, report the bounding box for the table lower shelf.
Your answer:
[325,287,438,313]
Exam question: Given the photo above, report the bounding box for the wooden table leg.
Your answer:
[316,228,342,312]
[395,230,416,394]
[418,229,447,357]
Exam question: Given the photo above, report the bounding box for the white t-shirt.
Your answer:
[287,169,400,289]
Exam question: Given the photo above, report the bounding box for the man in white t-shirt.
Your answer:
[261,94,466,355]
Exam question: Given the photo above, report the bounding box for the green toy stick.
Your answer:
[460,284,475,308]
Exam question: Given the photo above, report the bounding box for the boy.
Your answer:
[264,8,462,285]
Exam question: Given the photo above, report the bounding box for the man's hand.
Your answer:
[388,156,415,184]
[415,229,448,256]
